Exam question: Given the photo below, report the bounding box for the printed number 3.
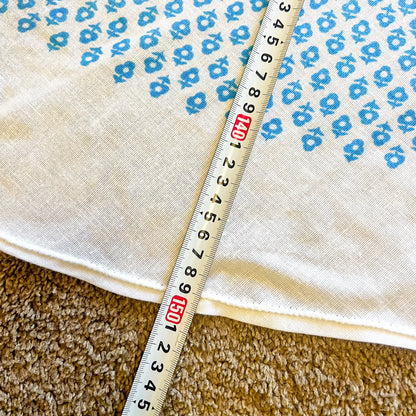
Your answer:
[279,2,291,12]
[151,361,164,372]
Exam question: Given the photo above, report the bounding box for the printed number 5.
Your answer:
[138,399,150,410]
[279,2,291,12]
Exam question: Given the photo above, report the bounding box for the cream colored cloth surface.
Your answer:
[1,0,416,349]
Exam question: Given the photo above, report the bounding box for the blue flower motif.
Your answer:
[107,17,127,38]
[261,118,282,140]
[138,6,158,27]
[81,47,103,66]
[293,112,312,126]
[349,77,368,99]
[113,60,135,83]
[360,41,381,64]
[310,68,331,91]
[111,39,130,57]
[281,81,302,104]
[373,66,393,87]
[332,115,352,138]
[344,139,364,162]
[412,136,416,151]
[239,46,252,66]
[385,146,405,169]
[18,0,35,9]
[106,0,126,14]
[229,25,250,45]
[76,1,97,23]
[46,7,68,25]
[387,28,407,51]
[398,109,416,133]
[398,47,416,71]
[277,55,295,79]
[149,76,170,98]
[387,87,408,108]
[342,0,360,20]
[371,122,392,146]
[351,19,370,43]
[201,33,223,55]
[292,103,314,126]
[301,127,324,151]
[300,46,320,68]
[249,0,267,12]
[225,2,244,22]
[47,31,69,51]
[197,9,217,32]
[173,44,193,65]
[0,0,8,13]
[410,76,416,92]
[194,0,212,6]
[376,5,396,27]
[316,10,336,32]
[335,54,356,78]
[18,13,40,32]
[398,0,416,15]
[186,92,206,114]
[319,93,340,116]
[358,100,380,125]
[310,0,328,10]
[144,51,166,74]
[164,0,183,18]
[326,32,345,55]
[80,23,101,44]
[170,19,191,40]
[216,79,237,102]
[208,56,229,79]
[139,28,161,50]
[179,67,199,88]
[410,18,416,36]
[293,23,313,44]
[282,89,301,104]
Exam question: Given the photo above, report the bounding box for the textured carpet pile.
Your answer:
[0,250,416,415]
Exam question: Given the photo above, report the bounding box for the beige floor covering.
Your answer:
[1,250,416,415]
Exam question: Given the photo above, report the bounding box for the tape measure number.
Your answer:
[122,1,304,415]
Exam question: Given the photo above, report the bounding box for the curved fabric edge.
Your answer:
[1,236,415,351]
[197,300,416,351]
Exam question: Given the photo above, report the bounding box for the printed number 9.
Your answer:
[179,283,191,294]
[243,103,255,113]
[279,1,291,12]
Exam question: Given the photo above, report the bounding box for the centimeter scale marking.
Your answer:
[122,1,304,415]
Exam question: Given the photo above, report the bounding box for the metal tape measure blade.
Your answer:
[122,1,304,414]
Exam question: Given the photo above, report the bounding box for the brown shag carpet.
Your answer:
[1,250,416,415]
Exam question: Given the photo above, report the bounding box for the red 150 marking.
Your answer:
[231,114,252,141]
[165,295,187,325]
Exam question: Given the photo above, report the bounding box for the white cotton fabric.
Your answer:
[1,0,416,350]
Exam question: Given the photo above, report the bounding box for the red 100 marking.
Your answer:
[165,295,187,325]
[231,114,252,141]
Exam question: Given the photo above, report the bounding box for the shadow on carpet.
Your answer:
[1,251,415,415]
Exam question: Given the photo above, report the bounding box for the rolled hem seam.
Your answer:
[0,232,415,349]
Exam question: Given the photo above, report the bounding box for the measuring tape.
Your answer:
[122,1,304,414]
